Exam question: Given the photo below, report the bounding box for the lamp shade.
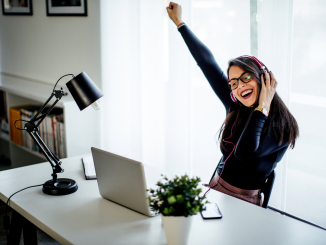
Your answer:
[66,72,103,111]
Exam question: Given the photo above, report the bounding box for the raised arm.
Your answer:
[166,2,233,111]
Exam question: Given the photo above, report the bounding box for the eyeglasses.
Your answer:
[228,72,253,90]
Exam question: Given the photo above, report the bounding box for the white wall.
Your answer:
[0,0,102,157]
[0,0,101,89]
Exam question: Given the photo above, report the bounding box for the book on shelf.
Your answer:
[59,120,66,159]
[21,108,36,151]
[51,115,66,159]
[9,106,25,146]
[8,105,66,158]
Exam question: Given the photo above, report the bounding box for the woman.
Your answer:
[167,2,299,206]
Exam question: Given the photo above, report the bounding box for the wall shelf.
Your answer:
[12,142,47,161]
[0,75,101,169]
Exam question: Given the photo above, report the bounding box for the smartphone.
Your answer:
[200,202,223,219]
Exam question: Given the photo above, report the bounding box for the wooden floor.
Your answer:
[0,159,61,245]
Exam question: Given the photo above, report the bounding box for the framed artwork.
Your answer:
[46,0,87,16]
[2,0,33,15]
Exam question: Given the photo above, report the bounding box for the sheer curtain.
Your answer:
[257,0,326,228]
[285,0,326,228]
[100,0,250,177]
[256,0,293,212]
[100,0,325,228]
[190,0,251,183]
[100,0,193,175]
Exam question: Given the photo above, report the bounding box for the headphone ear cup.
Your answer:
[260,70,267,84]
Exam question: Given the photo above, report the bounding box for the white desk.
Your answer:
[0,156,325,245]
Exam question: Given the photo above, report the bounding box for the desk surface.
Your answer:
[0,156,325,245]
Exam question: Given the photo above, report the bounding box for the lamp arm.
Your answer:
[30,93,55,123]
[30,73,73,123]
[31,90,63,127]
[28,130,63,172]
[24,89,65,177]
[35,96,62,128]
[34,130,61,164]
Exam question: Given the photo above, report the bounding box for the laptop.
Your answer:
[91,147,158,217]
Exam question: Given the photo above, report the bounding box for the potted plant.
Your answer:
[147,175,208,245]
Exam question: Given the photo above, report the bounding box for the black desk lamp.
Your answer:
[16,72,103,195]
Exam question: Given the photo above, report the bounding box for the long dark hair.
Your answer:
[218,56,299,153]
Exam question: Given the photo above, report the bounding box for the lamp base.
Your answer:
[42,178,78,195]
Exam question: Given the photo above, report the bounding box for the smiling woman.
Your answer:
[167,2,299,207]
[220,55,298,158]
[228,67,260,107]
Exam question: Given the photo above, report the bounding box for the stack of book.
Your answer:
[9,105,66,159]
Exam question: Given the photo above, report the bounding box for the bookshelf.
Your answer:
[0,74,101,168]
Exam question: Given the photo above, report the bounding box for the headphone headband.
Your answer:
[238,55,265,70]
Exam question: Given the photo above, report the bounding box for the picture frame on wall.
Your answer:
[1,0,33,15]
[46,0,87,16]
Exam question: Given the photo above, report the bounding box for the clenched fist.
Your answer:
[166,2,183,26]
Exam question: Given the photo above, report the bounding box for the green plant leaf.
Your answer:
[147,174,207,216]
[176,194,184,203]
[163,207,169,215]
[186,201,191,208]
[167,195,176,204]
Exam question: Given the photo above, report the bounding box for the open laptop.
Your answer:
[91,147,158,217]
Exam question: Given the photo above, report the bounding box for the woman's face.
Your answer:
[228,66,259,107]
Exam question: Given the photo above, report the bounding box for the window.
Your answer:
[286,0,326,228]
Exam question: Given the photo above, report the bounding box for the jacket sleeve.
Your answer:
[234,111,289,161]
[178,25,233,112]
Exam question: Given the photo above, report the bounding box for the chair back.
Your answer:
[261,170,275,208]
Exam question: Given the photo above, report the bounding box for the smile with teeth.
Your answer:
[241,90,253,97]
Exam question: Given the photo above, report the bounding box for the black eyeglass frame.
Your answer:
[228,71,254,90]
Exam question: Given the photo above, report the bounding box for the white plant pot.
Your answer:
[161,214,193,245]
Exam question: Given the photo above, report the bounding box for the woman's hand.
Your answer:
[166,2,183,27]
[258,70,277,116]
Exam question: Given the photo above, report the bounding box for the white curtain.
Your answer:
[100,0,193,175]
[100,0,250,177]
[100,0,326,228]
[256,0,293,212]
[190,0,251,183]
[257,0,326,228]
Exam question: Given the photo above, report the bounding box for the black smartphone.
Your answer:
[200,202,223,219]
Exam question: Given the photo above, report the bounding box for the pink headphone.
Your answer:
[229,55,266,103]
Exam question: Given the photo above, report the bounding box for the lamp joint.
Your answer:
[54,90,63,100]
[25,122,36,133]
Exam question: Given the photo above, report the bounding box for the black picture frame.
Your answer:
[46,0,87,17]
[2,0,33,15]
